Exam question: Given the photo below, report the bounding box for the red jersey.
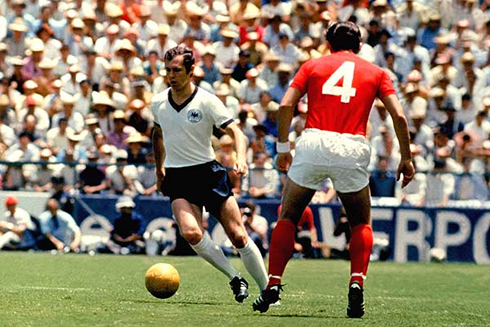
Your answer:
[290,51,395,136]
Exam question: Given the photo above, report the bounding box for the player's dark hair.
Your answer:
[164,46,195,74]
[326,21,362,54]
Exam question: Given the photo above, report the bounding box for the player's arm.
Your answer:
[151,124,166,191]
[276,87,302,172]
[224,121,248,176]
[381,94,415,188]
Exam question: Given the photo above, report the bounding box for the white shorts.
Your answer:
[288,129,371,193]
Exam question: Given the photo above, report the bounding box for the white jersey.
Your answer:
[151,86,233,168]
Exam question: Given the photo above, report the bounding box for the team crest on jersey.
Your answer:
[187,109,203,123]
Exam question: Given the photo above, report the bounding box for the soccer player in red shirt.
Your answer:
[253,21,414,318]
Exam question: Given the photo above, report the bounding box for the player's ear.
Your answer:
[189,64,195,77]
[355,41,363,54]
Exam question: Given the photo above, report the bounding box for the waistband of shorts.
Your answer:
[303,128,368,143]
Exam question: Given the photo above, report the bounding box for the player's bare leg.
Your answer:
[253,178,316,313]
[216,196,268,296]
[337,185,373,318]
[172,199,247,301]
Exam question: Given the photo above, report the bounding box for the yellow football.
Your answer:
[145,263,180,299]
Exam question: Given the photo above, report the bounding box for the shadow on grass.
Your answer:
[253,313,346,319]
[131,299,223,306]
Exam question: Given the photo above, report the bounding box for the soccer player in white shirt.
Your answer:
[151,46,268,302]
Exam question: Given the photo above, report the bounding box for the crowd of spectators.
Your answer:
[1,0,490,207]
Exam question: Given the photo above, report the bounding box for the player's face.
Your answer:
[165,55,192,91]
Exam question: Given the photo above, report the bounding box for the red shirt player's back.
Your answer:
[290,51,396,137]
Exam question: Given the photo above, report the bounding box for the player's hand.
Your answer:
[233,159,248,176]
[396,159,415,188]
[276,152,293,173]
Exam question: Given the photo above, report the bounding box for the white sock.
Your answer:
[191,232,238,279]
[237,239,268,291]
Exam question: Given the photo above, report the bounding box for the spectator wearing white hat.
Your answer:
[102,3,130,34]
[216,84,240,119]
[21,37,45,81]
[106,149,138,196]
[184,3,211,43]
[213,29,240,68]
[269,63,293,103]
[213,66,240,98]
[103,196,145,254]
[52,43,79,78]
[7,0,36,38]
[146,24,177,58]
[107,110,136,150]
[198,45,222,85]
[5,18,31,57]
[164,2,188,44]
[237,67,268,104]
[258,51,280,87]
[113,38,142,73]
[65,18,93,58]
[52,91,85,133]
[132,6,159,43]
[261,0,292,23]
[60,64,86,97]
[210,14,238,43]
[93,24,121,60]
[240,32,268,66]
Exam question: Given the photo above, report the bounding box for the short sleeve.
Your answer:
[150,99,160,127]
[377,70,396,99]
[208,93,233,129]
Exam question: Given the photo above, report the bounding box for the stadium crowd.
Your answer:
[1,0,490,210]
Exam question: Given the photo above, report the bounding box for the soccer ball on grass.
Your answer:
[145,263,180,299]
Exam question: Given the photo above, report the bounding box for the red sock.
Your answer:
[349,224,373,287]
[267,220,296,287]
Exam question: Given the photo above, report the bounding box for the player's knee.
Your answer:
[227,230,248,249]
[181,228,203,246]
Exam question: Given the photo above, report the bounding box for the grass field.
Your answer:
[1,252,489,327]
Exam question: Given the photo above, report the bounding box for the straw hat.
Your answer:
[106,4,123,18]
[215,84,230,97]
[157,24,170,35]
[245,68,259,78]
[30,38,45,52]
[125,132,148,144]
[71,18,85,29]
[39,58,55,69]
[8,18,28,32]
[23,80,38,90]
[116,39,136,53]
[85,113,98,125]
[106,24,120,35]
[277,63,294,73]
[60,91,79,105]
[92,92,116,109]
[219,134,234,146]
[220,29,238,39]
[129,99,146,110]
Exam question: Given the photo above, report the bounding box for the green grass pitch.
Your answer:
[1,252,489,327]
